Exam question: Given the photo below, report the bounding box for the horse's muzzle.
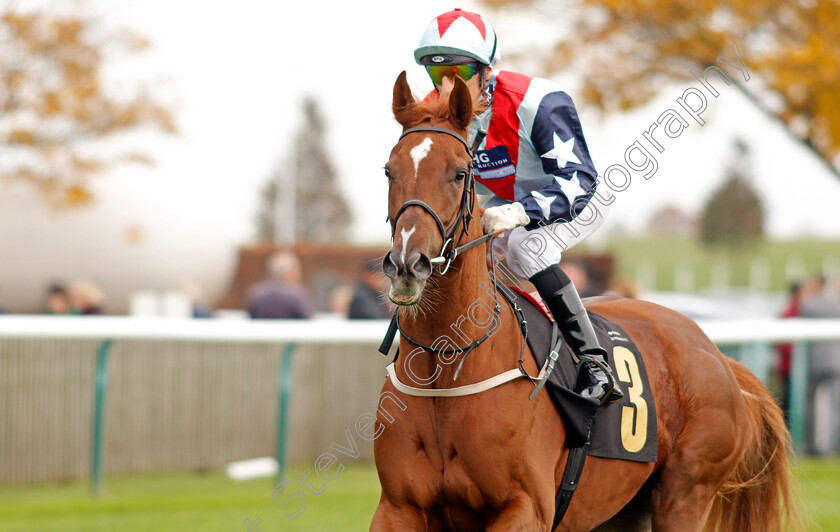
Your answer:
[382,250,432,305]
[383,250,432,281]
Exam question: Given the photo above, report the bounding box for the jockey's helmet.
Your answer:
[414,9,499,67]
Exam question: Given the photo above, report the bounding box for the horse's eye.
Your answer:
[454,170,467,183]
[384,168,392,180]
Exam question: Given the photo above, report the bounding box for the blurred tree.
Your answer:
[258,97,352,243]
[256,179,280,242]
[0,7,175,208]
[483,0,840,178]
[699,140,764,248]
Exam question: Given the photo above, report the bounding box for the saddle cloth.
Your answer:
[503,286,658,463]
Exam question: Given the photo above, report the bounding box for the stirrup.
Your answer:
[580,356,624,404]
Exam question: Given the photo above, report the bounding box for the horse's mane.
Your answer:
[394,92,451,129]
[394,89,485,130]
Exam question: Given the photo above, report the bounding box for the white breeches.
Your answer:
[492,199,611,279]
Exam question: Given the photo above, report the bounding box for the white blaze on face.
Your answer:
[400,225,416,263]
[409,137,433,180]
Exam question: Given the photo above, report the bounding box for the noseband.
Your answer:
[388,126,488,275]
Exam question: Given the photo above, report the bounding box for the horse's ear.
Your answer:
[392,71,415,123]
[449,75,473,131]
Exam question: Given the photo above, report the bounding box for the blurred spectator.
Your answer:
[348,262,390,319]
[607,277,640,299]
[775,281,812,422]
[178,280,213,318]
[43,284,72,315]
[247,251,312,319]
[329,284,353,317]
[527,261,593,308]
[562,260,601,297]
[800,275,840,456]
[68,279,106,315]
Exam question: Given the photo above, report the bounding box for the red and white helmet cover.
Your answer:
[414,8,499,66]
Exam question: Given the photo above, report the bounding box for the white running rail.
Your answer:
[0,315,838,344]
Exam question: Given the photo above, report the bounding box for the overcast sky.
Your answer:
[3,0,840,310]
[87,0,840,246]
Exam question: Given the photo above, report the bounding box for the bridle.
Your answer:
[383,125,524,379]
[387,126,490,275]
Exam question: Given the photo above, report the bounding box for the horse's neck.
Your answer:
[398,248,512,384]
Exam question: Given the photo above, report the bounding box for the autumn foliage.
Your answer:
[1,8,176,207]
[484,0,840,177]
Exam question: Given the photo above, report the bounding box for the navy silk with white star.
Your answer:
[469,75,600,230]
[520,91,598,228]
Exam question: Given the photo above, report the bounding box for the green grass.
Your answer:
[0,458,838,531]
[0,465,380,532]
[797,456,840,531]
[594,236,840,293]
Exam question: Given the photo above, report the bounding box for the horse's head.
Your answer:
[383,71,476,307]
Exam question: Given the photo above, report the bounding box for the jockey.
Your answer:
[414,8,622,403]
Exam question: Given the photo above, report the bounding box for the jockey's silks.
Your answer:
[471,71,600,229]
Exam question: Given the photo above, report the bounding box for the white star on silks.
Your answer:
[530,172,589,219]
[540,132,582,169]
[556,171,588,201]
[531,190,555,219]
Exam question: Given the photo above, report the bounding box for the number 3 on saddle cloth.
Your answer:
[505,286,658,462]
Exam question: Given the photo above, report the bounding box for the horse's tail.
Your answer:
[704,358,803,532]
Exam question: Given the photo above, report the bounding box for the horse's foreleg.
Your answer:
[485,494,549,532]
[370,496,428,532]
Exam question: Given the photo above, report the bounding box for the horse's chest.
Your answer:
[419,404,525,505]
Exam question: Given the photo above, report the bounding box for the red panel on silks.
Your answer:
[473,71,532,201]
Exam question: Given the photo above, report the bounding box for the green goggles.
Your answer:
[425,63,479,86]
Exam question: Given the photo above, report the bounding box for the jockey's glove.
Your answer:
[482,202,530,234]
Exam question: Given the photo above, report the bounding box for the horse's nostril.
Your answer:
[409,253,432,280]
[384,250,432,281]
[382,252,399,279]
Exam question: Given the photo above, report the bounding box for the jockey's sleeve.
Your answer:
[517,90,600,229]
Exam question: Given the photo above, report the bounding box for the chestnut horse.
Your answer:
[370,72,799,531]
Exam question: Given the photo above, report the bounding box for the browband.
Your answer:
[400,126,471,155]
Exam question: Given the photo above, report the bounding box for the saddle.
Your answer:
[501,285,658,462]
[496,286,658,528]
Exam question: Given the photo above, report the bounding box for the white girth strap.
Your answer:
[385,362,546,398]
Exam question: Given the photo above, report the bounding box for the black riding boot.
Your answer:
[530,265,624,403]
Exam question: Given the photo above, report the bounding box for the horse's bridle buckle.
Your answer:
[429,237,457,274]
